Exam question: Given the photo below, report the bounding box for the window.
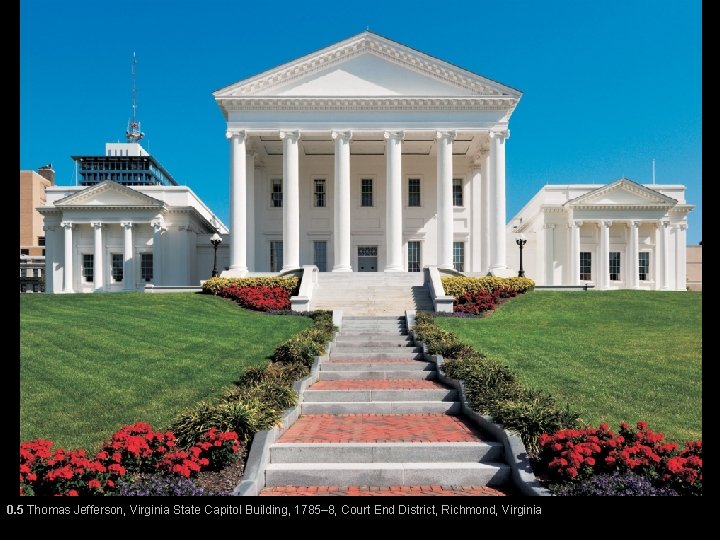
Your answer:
[270,241,283,272]
[408,178,421,207]
[361,178,373,207]
[314,179,326,208]
[271,178,283,208]
[453,242,465,272]
[313,241,327,272]
[82,254,94,282]
[20,268,26,277]
[111,254,123,282]
[20,249,29,255]
[580,252,592,281]
[38,236,45,246]
[639,252,650,281]
[609,252,621,281]
[453,178,463,207]
[140,253,153,282]
[408,241,421,272]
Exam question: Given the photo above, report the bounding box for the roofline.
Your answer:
[71,154,179,186]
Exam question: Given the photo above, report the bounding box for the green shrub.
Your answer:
[272,311,336,368]
[441,276,535,297]
[202,276,300,296]
[222,380,298,413]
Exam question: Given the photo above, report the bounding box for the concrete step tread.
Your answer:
[318,371,436,381]
[321,361,433,371]
[259,485,510,496]
[301,401,462,414]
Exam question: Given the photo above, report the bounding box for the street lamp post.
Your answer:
[515,233,527,277]
[210,232,223,277]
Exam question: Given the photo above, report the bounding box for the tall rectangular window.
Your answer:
[82,254,94,282]
[453,242,465,272]
[639,252,650,281]
[271,178,283,208]
[580,252,592,281]
[408,241,421,272]
[140,253,153,282]
[314,179,326,208]
[408,178,421,207]
[609,252,621,281]
[38,236,46,246]
[361,179,373,207]
[452,178,463,207]
[313,241,327,272]
[111,253,123,282]
[270,241,283,272]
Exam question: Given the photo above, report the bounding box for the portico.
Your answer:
[214,31,521,276]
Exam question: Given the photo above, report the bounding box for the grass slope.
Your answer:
[20,293,310,450]
[437,291,702,442]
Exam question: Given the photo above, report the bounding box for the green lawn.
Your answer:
[20,293,310,450]
[436,291,702,442]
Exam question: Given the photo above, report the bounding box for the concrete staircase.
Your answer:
[261,316,511,493]
[310,273,434,316]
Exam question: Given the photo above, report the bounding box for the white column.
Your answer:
[227,130,248,275]
[43,225,55,293]
[122,222,134,291]
[92,222,103,292]
[246,148,256,272]
[436,131,455,270]
[545,224,555,285]
[570,221,581,285]
[384,130,404,272]
[599,221,611,290]
[62,222,73,292]
[629,221,640,289]
[489,130,509,272]
[332,130,352,272]
[660,220,670,290]
[470,155,483,272]
[280,130,300,271]
[151,217,165,286]
[480,151,491,273]
[675,224,687,291]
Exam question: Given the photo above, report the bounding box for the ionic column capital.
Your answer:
[572,220,583,228]
[660,220,670,229]
[121,221,134,229]
[677,223,688,231]
[91,222,103,230]
[279,130,300,142]
[489,129,510,142]
[383,130,405,141]
[151,217,166,233]
[435,130,456,141]
[630,220,641,228]
[599,220,612,228]
[331,130,352,142]
[61,221,73,230]
[544,223,556,230]
[225,130,246,141]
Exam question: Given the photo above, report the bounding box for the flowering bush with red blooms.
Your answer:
[20,424,242,496]
[536,421,702,495]
[221,285,291,312]
[454,290,500,314]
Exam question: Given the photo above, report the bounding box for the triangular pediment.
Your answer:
[214,32,521,99]
[55,180,165,208]
[566,178,677,207]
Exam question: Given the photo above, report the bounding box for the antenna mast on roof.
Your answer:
[652,158,656,185]
[126,52,144,143]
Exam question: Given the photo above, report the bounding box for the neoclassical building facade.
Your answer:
[214,31,521,276]
[506,179,693,290]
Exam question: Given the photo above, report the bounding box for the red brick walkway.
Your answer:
[310,379,445,390]
[279,414,484,443]
[260,485,508,496]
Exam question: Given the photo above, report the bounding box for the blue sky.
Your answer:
[20,0,701,243]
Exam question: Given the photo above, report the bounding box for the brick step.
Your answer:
[269,442,504,463]
[332,346,422,354]
[301,401,462,414]
[264,462,511,487]
[333,339,415,348]
[331,352,424,361]
[320,361,434,371]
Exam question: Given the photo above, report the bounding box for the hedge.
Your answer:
[441,276,535,297]
[202,276,300,296]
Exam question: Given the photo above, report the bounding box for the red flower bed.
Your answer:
[221,284,291,311]
[455,290,500,314]
[536,421,702,495]
[20,423,241,496]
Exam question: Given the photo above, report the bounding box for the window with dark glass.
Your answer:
[580,252,592,280]
[111,253,123,282]
[453,242,465,272]
[38,236,45,246]
[452,178,463,207]
[82,254,94,282]
[408,178,421,207]
[140,253,153,282]
[270,241,283,272]
[271,179,283,208]
[408,241,421,272]
[361,179,373,207]
[314,179,326,208]
[609,252,621,281]
[639,252,650,281]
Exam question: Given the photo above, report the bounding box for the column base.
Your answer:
[384,265,404,272]
[221,267,248,278]
[332,265,353,272]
